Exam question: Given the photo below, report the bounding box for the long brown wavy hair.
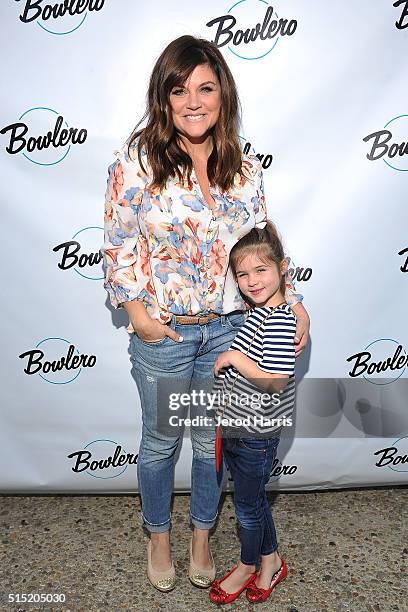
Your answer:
[127,35,243,192]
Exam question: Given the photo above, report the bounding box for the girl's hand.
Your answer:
[290,302,310,358]
[294,311,310,358]
[214,350,236,376]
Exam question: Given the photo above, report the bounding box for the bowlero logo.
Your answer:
[269,457,297,482]
[0,107,87,165]
[241,137,273,169]
[393,0,408,30]
[67,440,138,479]
[15,0,105,35]
[287,257,313,283]
[363,115,408,172]
[53,227,104,280]
[19,337,97,384]
[206,1,297,60]
[346,339,407,386]
[398,247,408,273]
[227,456,297,483]
[374,436,408,473]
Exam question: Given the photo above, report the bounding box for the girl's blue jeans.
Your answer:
[222,436,280,565]
[129,311,245,533]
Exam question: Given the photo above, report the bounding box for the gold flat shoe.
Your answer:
[147,540,176,592]
[188,536,216,588]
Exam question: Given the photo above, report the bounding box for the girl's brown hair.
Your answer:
[229,221,287,296]
[127,35,243,192]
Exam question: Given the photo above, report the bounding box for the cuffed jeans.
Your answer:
[222,436,280,565]
[129,312,245,533]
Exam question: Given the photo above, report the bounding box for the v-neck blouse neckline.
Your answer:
[190,165,220,216]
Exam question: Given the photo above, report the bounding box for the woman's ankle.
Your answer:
[150,531,170,546]
[192,527,209,542]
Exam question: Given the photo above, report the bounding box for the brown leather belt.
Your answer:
[173,313,221,325]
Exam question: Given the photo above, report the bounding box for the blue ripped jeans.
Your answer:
[129,312,245,533]
[223,436,280,565]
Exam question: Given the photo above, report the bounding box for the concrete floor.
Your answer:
[0,488,407,612]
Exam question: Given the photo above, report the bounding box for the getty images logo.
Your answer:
[15,0,105,35]
[53,227,104,281]
[206,1,297,60]
[19,337,97,384]
[0,107,87,165]
[363,115,408,172]
[346,339,407,386]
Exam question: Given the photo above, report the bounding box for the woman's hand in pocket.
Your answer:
[135,319,183,343]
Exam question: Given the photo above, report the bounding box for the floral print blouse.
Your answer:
[102,143,302,326]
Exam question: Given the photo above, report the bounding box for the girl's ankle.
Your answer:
[261,551,280,561]
[260,554,281,571]
[238,562,256,575]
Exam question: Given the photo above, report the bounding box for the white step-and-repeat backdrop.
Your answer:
[1,0,407,492]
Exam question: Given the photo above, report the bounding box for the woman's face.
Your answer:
[169,63,221,146]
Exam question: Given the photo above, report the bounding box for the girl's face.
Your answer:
[235,252,287,307]
[169,63,221,146]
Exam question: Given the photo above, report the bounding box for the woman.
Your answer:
[102,35,310,592]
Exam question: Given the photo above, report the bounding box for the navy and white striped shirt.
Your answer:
[213,304,296,435]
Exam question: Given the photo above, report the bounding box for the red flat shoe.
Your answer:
[246,558,287,603]
[209,566,257,605]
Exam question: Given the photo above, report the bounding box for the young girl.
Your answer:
[209,221,296,605]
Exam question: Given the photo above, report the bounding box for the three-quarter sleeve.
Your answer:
[102,149,149,309]
[254,158,303,307]
[284,275,303,307]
